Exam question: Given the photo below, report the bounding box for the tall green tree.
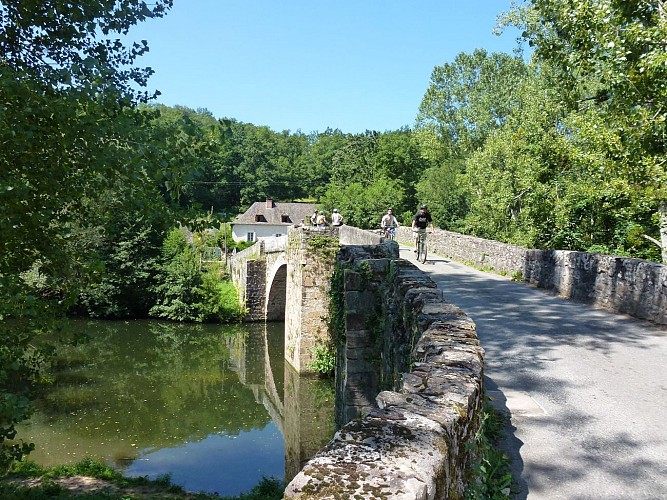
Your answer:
[416,49,529,159]
[374,128,426,214]
[504,0,667,261]
[321,177,406,229]
[415,49,530,230]
[0,0,172,467]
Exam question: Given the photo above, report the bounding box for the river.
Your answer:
[16,319,335,496]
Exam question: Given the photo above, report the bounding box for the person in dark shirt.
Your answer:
[411,204,434,251]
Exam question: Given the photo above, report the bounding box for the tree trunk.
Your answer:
[660,201,667,264]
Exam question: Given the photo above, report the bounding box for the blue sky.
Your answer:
[128,1,523,134]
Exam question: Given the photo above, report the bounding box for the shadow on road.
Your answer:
[398,245,667,499]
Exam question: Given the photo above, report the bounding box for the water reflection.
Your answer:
[17,319,335,496]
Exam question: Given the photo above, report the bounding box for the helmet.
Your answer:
[333,208,338,212]
[387,207,393,211]
[420,204,427,209]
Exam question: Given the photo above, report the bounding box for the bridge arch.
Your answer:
[266,254,288,321]
[228,226,387,372]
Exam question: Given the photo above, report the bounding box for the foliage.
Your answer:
[0,0,173,470]
[198,264,246,322]
[150,228,245,322]
[415,50,531,233]
[415,159,469,231]
[222,477,284,500]
[309,342,336,378]
[327,265,347,347]
[321,177,407,229]
[500,0,666,261]
[306,234,340,260]
[150,228,203,322]
[466,402,513,500]
[75,193,172,318]
[416,49,529,159]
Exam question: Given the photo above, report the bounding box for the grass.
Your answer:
[465,399,515,500]
[1,458,284,500]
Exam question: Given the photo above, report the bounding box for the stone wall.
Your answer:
[285,242,485,499]
[339,224,384,246]
[396,227,667,325]
[284,227,339,373]
[227,241,265,321]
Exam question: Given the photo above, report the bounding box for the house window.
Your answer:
[275,233,282,237]
[281,215,290,223]
[247,232,255,242]
[255,214,266,222]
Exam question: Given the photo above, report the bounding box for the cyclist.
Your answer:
[380,208,399,239]
[412,204,434,252]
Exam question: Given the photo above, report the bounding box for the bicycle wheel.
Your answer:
[416,237,422,261]
[420,240,427,263]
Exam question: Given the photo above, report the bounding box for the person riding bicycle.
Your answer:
[380,208,399,238]
[412,204,434,252]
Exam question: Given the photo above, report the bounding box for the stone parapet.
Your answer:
[396,227,667,325]
[285,253,484,499]
[284,228,340,373]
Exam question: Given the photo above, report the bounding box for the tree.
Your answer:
[414,50,530,231]
[150,228,245,323]
[374,128,426,212]
[504,0,667,261]
[415,49,529,160]
[0,0,173,467]
[303,128,348,199]
[321,177,406,229]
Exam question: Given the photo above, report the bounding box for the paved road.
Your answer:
[399,245,667,500]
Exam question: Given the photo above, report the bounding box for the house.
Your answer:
[231,198,317,242]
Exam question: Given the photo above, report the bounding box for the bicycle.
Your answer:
[381,225,396,240]
[415,229,427,263]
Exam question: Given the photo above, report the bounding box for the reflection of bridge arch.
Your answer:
[225,324,285,437]
[225,322,335,482]
[261,324,285,435]
[266,255,287,322]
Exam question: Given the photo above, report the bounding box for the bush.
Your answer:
[150,228,245,323]
[309,342,336,377]
[198,265,246,322]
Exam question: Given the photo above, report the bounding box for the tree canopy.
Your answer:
[0,0,173,468]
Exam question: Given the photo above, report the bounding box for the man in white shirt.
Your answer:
[331,208,344,227]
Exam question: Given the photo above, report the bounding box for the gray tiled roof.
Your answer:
[234,200,318,225]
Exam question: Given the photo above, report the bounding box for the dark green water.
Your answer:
[17,319,335,496]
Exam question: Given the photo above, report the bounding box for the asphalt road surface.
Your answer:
[399,245,667,500]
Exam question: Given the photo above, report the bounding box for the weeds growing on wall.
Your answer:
[327,264,347,347]
[465,400,514,500]
[309,341,336,377]
[306,233,340,260]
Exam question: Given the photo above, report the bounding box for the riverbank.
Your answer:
[1,459,284,500]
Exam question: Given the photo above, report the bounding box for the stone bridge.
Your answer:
[228,225,384,374]
[227,224,666,498]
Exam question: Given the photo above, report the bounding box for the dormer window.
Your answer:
[255,214,267,222]
[281,215,290,223]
